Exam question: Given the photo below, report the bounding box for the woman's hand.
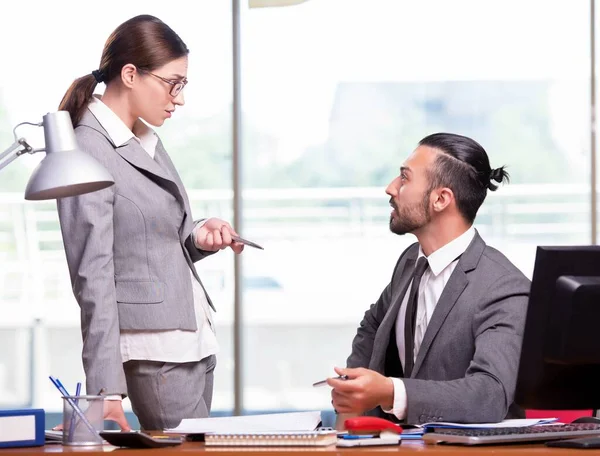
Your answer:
[52,399,131,431]
[104,400,131,431]
[194,218,244,254]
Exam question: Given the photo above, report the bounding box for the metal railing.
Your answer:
[0,184,593,409]
[0,183,593,319]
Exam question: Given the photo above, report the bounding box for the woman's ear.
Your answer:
[120,64,137,89]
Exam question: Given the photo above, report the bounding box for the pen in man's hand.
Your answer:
[312,375,349,387]
[231,234,264,250]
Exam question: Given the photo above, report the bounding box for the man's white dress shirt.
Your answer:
[383,227,476,419]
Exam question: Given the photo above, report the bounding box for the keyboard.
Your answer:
[423,423,600,445]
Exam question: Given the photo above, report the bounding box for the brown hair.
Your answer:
[58,14,189,126]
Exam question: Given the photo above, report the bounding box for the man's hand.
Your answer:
[194,218,244,254]
[328,366,394,414]
[104,400,131,431]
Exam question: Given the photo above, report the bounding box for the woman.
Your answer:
[56,14,243,431]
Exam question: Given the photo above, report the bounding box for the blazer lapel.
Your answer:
[411,232,486,376]
[78,110,186,210]
[153,141,188,205]
[117,139,190,212]
[116,139,173,184]
[370,256,416,373]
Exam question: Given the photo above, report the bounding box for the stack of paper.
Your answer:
[401,418,558,439]
[44,430,63,444]
[422,418,558,429]
[164,411,322,434]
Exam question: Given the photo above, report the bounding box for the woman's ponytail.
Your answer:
[58,74,98,126]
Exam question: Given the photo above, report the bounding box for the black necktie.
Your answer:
[403,257,429,378]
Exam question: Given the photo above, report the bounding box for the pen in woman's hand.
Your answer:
[312,375,349,387]
[231,235,264,250]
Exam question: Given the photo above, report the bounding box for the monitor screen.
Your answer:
[515,245,600,410]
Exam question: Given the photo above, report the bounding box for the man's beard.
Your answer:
[389,191,431,235]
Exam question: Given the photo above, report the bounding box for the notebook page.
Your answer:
[164,411,322,434]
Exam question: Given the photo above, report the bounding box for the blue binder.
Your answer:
[0,409,45,448]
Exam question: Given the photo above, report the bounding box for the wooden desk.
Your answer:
[0,440,592,454]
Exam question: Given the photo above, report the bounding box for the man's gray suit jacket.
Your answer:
[347,232,530,424]
[57,110,213,397]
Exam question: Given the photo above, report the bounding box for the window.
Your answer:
[0,0,596,420]
[0,0,233,416]
[240,0,591,411]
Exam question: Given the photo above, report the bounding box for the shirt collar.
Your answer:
[88,95,159,157]
[418,226,476,276]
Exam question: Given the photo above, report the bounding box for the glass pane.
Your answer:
[0,328,31,406]
[0,0,233,415]
[241,0,591,412]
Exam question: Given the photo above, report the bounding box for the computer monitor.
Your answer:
[515,245,600,410]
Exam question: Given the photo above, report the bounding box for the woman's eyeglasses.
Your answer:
[138,69,187,97]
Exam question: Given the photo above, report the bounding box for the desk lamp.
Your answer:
[0,110,113,200]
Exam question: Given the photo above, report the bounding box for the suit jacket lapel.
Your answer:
[116,140,189,211]
[79,110,171,182]
[370,256,416,373]
[78,110,186,210]
[153,141,195,236]
[154,141,188,205]
[115,139,172,182]
[411,232,486,376]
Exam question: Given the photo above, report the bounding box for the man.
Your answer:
[329,133,530,425]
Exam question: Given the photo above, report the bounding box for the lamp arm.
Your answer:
[0,120,46,171]
[0,138,37,172]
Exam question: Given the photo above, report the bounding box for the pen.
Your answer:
[55,377,69,393]
[48,376,101,442]
[231,235,264,250]
[312,375,349,387]
[68,381,82,442]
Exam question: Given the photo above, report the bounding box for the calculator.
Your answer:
[99,431,183,448]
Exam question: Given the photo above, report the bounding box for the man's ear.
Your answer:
[431,187,454,213]
[120,64,137,89]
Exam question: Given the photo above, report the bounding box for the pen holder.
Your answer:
[62,395,104,446]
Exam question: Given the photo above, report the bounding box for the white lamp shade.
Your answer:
[23,111,114,200]
[24,149,114,200]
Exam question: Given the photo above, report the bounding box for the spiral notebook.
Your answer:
[204,429,337,447]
